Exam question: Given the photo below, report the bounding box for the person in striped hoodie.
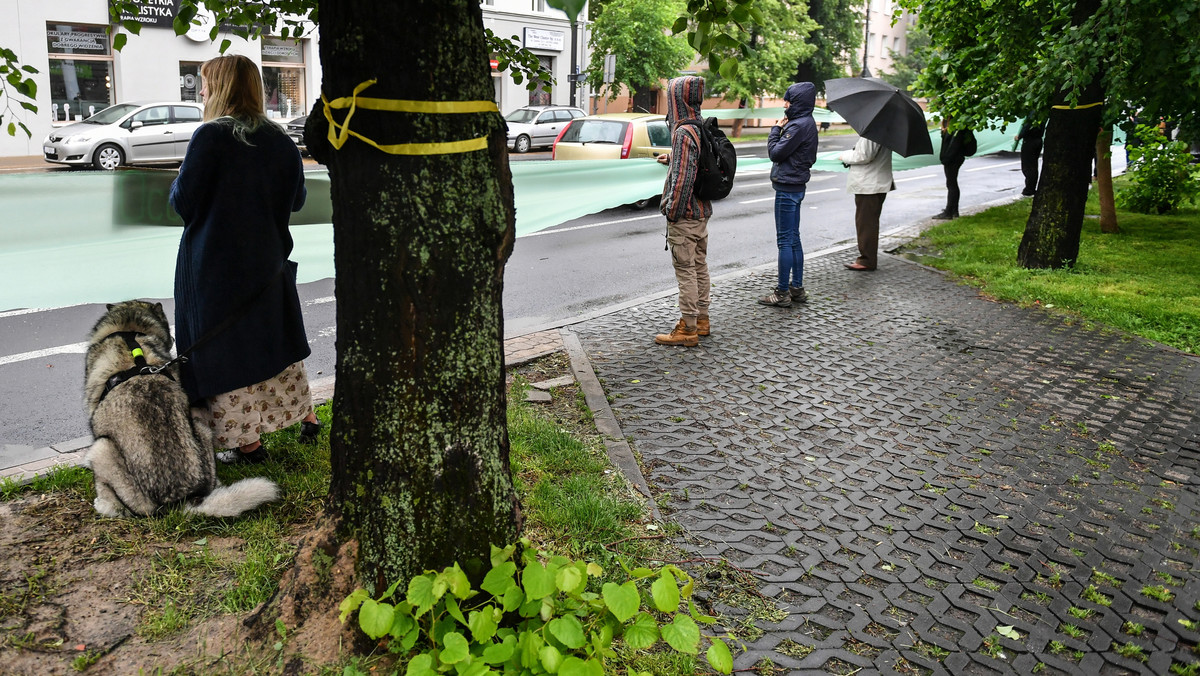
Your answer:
[654,76,714,347]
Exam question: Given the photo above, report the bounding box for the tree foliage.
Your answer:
[702,0,818,104]
[792,0,859,92]
[585,0,693,101]
[894,0,1200,133]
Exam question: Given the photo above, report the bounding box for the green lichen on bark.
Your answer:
[318,0,520,593]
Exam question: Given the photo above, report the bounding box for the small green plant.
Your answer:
[1123,621,1145,636]
[1067,606,1095,621]
[1119,124,1200,214]
[1142,585,1175,603]
[1048,640,1068,655]
[1091,569,1122,588]
[980,634,1004,659]
[71,650,102,672]
[339,539,736,675]
[1171,661,1200,676]
[913,640,950,661]
[1179,618,1200,632]
[1115,641,1148,663]
[1060,623,1086,639]
[1080,585,1112,607]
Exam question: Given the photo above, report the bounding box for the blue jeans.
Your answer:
[773,188,805,291]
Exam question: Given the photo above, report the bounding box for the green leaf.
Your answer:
[539,644,564,673]
[651,570,680,613]
[559,656,604,676]
[556,565,584,595]
[338,589,370,623]
[623,612,659,651]
[602,581,640,622]
[446,596,467,626]
[482,562,518,596]
[439,632,470,664]
[502,585,525,613]
[468,609,499,643]
[661,614,700,654]
[629,567,655,579]
[407,576,438,618]
[389,612,415,640]
[719,58,739,79]
[996,625,1020,640]
[707,637,733,674]
[113,32,128,52]
[404,654,436,676]
[482,637,516,664]
[548,615,586,649]
[218,38,231,54]
[671,17,690,35]
[544,0,586,21]
[120,20,142,35]
[519,630,544,669]
[357,599,395,640]
[523,561,556,600]
[444,563,473,599]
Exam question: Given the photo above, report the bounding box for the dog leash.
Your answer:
[97,331,177,403]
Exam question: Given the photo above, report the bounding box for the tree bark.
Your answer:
[310,0,520,593]
[1016,0,1104,269]
[1095,129,1119,233]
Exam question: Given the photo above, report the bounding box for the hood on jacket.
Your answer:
[784,82,816,120]
[666,76,705,127]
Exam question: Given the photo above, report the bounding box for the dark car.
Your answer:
[285,115,308,156]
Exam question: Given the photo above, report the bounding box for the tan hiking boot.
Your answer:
[696,316,710,336]
[654,320,699,346]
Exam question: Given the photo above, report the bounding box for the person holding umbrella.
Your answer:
[758,82,818,307]
[823,78,933,272]
[838,137,894,271]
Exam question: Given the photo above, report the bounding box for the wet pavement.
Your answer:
[569,248,1199,675]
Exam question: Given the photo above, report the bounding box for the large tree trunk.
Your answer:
[310,0,520,593]
[1095,129,1119,233]
[1016,0,1104,269]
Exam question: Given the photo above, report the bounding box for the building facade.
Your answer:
[482,0,591,115]
[0,0,589,158]
[857,0,916,78]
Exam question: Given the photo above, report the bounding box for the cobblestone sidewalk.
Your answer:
[570,253,1200,676]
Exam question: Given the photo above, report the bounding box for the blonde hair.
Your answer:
[200,54,271,142]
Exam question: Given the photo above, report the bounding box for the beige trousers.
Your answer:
[667,217,711,320]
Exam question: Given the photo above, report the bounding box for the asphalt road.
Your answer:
[0,135,1031,450]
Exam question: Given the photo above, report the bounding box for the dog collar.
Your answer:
[97,332,175,403]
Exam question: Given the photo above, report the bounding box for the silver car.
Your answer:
[42,101,205,170]
[505,105,586,153]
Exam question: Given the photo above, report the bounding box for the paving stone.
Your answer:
[524,390,552,404]
[573,253,1200,675]
[0,443,56,467]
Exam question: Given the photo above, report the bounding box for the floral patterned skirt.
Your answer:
[197,361,314,449]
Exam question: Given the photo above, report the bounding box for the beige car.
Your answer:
[551,113,672,160]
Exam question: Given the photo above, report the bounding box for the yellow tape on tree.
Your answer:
[322,79,499,155]
[1050,102,1103,110]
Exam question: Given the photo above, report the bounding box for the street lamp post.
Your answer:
[861,0,872,78]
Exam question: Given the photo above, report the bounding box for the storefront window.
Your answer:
[46,23,113,121]
[261,37,306,120]
[180,62,202,102]
[528,56,553,106]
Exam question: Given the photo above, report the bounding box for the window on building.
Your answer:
[261,37,307,120]
[528,56,552,105]
[46,23,113,122]
[892,37,901,53]
[180,62,203,102]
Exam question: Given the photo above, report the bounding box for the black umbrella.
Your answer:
[824,77,934,157]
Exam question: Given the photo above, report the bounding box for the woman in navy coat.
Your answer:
[170,54,320,464]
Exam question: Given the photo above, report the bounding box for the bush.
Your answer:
[1118,124,1200,214]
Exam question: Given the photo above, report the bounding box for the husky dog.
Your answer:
[83,300,279,518]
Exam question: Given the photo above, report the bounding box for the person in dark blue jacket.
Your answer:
[759,82,818,308]
[170,54,320,465]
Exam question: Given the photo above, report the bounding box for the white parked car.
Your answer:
[505,105,586,153]
[42,101,205,170]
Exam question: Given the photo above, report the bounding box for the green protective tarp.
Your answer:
[0,121,1104,311]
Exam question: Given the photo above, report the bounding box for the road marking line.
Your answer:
[0,342,88,366]
[521,213,661,238]
[0,308,53,319]
[739,187,839,204]
[307,296,336,305]
[966,160,1020,172]
[895,173,938,183]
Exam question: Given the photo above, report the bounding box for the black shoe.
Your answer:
[216,446,268,465]
[932,211,956,220]
[1021,190,1035,197]
[298,420,322,445]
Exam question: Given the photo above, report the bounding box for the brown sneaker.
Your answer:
[654,320,699,346]
[696,316,710,336]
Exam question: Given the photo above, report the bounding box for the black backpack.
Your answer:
[679,117,737,201]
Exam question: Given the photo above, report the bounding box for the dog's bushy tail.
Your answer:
[188,478,280,517]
